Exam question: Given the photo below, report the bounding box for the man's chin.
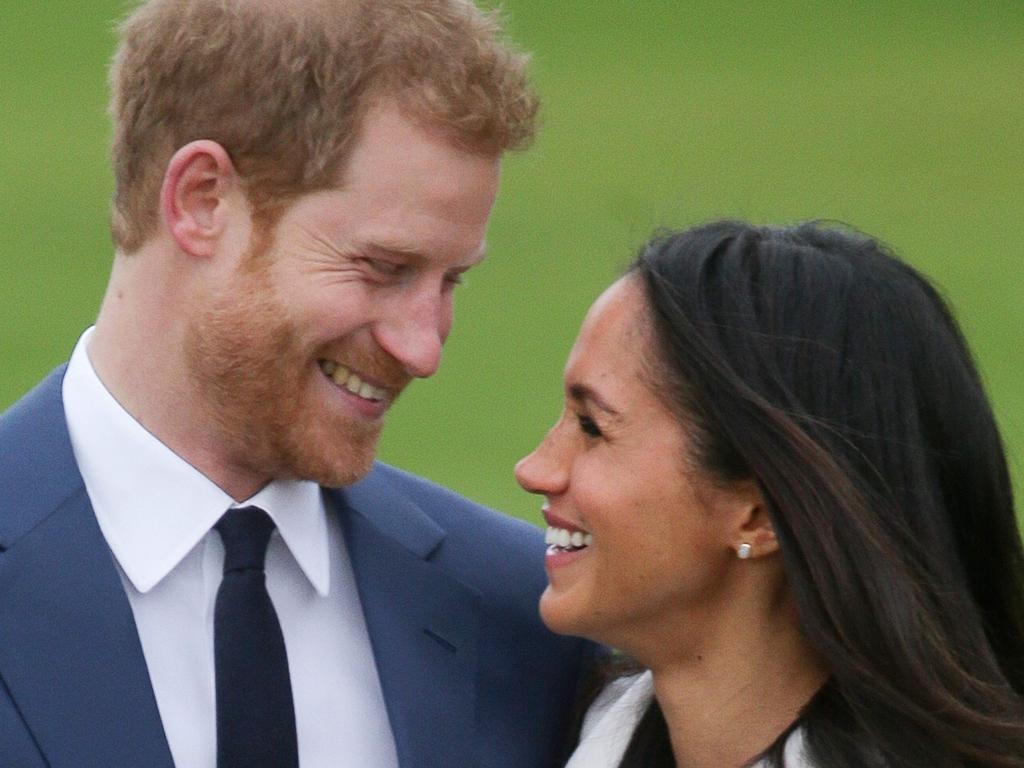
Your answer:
[313,459,377,489]
[291,431,382,489]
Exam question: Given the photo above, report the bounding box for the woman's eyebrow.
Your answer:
[568,382,621,417]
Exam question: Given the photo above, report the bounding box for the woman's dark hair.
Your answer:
[613,221,1024,767]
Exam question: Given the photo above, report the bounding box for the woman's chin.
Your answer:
[539,586,599,641]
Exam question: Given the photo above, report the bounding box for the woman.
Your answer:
[515,221,1024,767]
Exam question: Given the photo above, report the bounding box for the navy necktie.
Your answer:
[214,507,299,768]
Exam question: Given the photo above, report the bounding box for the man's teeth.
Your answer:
[545,526,593,550]
[319,361,387,401]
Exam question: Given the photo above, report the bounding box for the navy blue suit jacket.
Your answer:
[0,367,593,767]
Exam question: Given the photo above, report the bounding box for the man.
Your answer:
[0,1,593,766]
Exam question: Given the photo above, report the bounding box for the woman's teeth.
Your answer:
[319,360,388,401]
[545,526,593,551]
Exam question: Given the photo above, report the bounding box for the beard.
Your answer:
[183,250,399,490]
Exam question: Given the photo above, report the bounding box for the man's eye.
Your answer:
[362,258,404,277]
[576,414,602,438]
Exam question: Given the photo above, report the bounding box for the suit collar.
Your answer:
[338,464,447,559]
[0,367,175,767]
[331,471,481,767]
[0,366,80,548]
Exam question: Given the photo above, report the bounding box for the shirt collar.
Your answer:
[62,327,330,596]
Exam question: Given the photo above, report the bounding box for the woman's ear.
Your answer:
[160,140,241,258]
[729,480,779,560]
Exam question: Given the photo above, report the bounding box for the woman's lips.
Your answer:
[542,509,588,534]
[542,508,593,567]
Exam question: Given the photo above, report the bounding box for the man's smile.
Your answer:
[318,359,390,403]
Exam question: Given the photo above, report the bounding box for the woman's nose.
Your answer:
[514,428,568,496]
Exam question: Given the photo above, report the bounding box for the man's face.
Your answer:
[184,102,501,489]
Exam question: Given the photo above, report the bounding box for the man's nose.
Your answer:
[374,292,447,378]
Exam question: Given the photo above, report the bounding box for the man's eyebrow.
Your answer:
[363,242,425,261]
[363,241,488,269]
[568,383,621,416]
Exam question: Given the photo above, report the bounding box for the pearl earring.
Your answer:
[737,543,752,559]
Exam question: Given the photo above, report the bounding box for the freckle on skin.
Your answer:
[117,290,124,299]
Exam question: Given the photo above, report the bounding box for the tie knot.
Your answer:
[216,506,276,574]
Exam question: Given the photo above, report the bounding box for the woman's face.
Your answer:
[515,277,745,653]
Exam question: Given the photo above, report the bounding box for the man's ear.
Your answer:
[729,480,779,560]
[160,140,241,258]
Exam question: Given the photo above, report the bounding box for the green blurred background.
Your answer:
[2,1,1021,526]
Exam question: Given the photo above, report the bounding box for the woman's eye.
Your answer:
[576,413,602,438]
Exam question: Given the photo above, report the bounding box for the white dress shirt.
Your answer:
[566,671,809,768]
[62,328,399,768]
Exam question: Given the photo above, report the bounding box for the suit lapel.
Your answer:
[332,474,481,768]
[0,367,174,768]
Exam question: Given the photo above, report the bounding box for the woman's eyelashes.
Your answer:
[576,412,603,438]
